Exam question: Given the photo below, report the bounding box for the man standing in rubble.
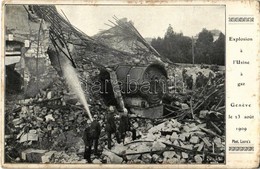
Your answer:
[105,106,117,149]
[195,72,205,88]
[83,120,92,163]
[118,108,136,144]
[90,115,101,155]
[83,115,101,163]
[186,75,193,90]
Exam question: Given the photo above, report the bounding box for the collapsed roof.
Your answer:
[31,5,165,69]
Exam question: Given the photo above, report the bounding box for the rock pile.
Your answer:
[106,118,224,164]
[5,65,225,164]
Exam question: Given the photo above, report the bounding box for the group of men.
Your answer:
[182,68,216,90]
[82,106,136,163]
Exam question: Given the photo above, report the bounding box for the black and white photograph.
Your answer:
[4,4,226,165]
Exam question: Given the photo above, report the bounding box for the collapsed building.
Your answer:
[5,5,56,97]
[4,5,225,164]
[5,5,169,118]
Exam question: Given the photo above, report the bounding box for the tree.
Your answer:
[151,24,192,63]
[165,24,174,38]
[151,26,225,65]
[212,32,225,65]
[195,28,214,64]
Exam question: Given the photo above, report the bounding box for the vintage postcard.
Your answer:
[0,0,259,168]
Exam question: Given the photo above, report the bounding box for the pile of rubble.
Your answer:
[4,75,105,163]
[104,113,224,164]
[5,66,225,164]
[5,64,225,164]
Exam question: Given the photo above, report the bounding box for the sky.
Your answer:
[56,5,225,38]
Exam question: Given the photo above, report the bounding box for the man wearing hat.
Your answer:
[83,119,92,163]
[118,108,136,144]
[90,114,101,155]
[83,115,101,163]
[105,106,117,149]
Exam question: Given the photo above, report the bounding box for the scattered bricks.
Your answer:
[124,137,131,144]
[15,157,21,162]
[181,152,188,159]
[136,144,151,153]
[28,132,39,141]
[165,158,179,164]
[199,110,209,119]
[194,155,203,163]
[189,126,199,132]
[181,103,189,110]
[158,138,172,144]
[146,133,156,141]
[76,159,87,163]
[41,151,56,163]
[146,122,153,129]
[20,132,38,143]
[68,116,74,121]
[188,123,196,128]
[190,136,199,144]
[157,137,170,144]
[213,137,221,144]
[175,154,181,160]
[21,149,47,162]
[36,117,44,122]
[183,132,190,138]
[133,122,139,128]
[20,99,32,105]
[20,106,29,118]
[201,137,212,147]
[158,157,163,163]
[213,137,223,148]
[190,131,205,137]
[93,159,102,164]
[152,141,166,151]
[125,150,140,161]
[170,119,177,127]
[12,118,23,126]
[178,134,186,141]
[171,127,180,133]
[47,124,53,131]
[194,142,204,151]
[173,140,180,146]
[182,125,190,132]
[180,158,187,163]
[176,121,182,128]
[112,144,127,155]
[131,159,145,164]
[170,132,178,142]
[152,154,160,162]
[33,106,41,115]
[45,114,55,122]
[129,144,138,150]
[163,151,175,159]
[181,144,193,150]
[141,154,152,163]
[21,149,32,160]
[47,91,53,99]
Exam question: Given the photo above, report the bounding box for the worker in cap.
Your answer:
[196,71,206,88]
[105,106,117,149]
[118,108,136,144]
[186,75,193,90]
[83,119,92,163]
[83,116,101,163]
[90,114,101,155]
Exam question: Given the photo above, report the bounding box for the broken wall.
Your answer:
[5,5,58,98]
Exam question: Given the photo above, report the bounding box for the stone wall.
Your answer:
[5,5,58,97]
